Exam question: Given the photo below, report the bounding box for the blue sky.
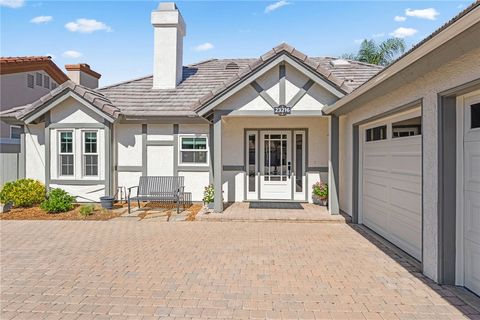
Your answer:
[0,0,474,86]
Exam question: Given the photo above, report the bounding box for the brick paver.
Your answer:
[1,220,479,319]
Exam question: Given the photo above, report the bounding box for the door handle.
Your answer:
[287,161,291,176]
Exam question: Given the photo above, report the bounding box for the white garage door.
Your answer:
[361,109,422,261]
[463,94,480,296]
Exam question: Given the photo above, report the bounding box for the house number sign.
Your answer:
[273,105,291,116]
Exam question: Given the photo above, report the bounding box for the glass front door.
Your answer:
[260,131,292,200]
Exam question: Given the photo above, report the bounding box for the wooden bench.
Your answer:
[127,176,186,214]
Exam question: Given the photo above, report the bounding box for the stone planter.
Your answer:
[1,202,13,213]
[100,196,115,210]
[312,196,328,206]
[206,202,214,210]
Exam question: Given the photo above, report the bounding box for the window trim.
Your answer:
[58,130,75,177]
[27,74,34,89]
[82,130,99,177]
[35,72,43,86]
[178,134,209,166]
[10,125,22,140]
[43,75,50,89]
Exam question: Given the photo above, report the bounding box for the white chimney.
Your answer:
[151,2,186,89]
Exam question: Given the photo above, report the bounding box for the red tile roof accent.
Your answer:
[0,56,69,84]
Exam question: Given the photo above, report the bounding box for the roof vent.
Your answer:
[225,62,239,70]
[330,59,350,67]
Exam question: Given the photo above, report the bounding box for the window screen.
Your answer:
[180,137,208,164]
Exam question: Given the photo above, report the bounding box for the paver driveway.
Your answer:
[1,220,479,320]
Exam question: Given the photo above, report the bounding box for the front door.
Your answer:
[260,131,292,200]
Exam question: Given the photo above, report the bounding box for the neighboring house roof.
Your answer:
[323,1,480,115]
[12,80,120,123]
[98,43,382,117]
[0,56,69,84]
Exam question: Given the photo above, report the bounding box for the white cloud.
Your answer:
[62,50,82,58]
[65,18,111,33]
[265,0,290,13]
[390,27,418,38]
[0,0,24,8]
[372,33,385,38]
[194,42,214,52]
[405,8,439,20]
[30,16,53,24]
[394,15,406,22]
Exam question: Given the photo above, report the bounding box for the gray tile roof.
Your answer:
[99,43,382,117]
[15,80,120,121]
[1,44,382,120]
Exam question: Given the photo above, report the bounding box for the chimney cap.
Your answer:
[65,63,101,79]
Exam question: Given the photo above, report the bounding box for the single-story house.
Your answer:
[0,2,479,294]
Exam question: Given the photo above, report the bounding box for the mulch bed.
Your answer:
[0,205,123,221]
[0,202,204,221]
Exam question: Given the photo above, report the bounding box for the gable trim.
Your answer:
[197,54,345,117]
[22,90,116,124]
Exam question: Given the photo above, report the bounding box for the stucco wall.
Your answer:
[25,123,45,183]
[0,70,59,138]
[114,123,210,202]
[338,47,480,281]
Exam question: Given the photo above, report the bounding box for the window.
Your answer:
[59,131,74,176]
[43,75,50,89]
[27,74,34,88]
[392,116,422,138]
[248,133,256,192]
[51,82,57,90]
[83,131,98,176]
[180,136,207,164]
[36,72,43,86]
[471,103,480,129]
[10,125,22,139]
[365,125,387,142]
[295,133,303,192]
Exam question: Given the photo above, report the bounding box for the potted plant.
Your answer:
[312,182,328,206]
[202,184,214,209]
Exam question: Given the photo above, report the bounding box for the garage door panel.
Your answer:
[362,111,422,262]
[465,239,480,295]
[390,185,422,214]
[465,141,480,193]
[465,191,480,244]
[363,178,389,203]
[363,201,389,230]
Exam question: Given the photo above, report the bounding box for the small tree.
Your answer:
[342,37,406,66]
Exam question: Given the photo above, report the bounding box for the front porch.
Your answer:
[198,202,347,222]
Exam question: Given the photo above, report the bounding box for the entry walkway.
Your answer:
[1,220,479,319]
[198,202,349,222]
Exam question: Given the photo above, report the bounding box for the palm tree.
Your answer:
[342,38,406,66]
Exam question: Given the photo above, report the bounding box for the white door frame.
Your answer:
[455,89,480,286]
[259,130,292,200]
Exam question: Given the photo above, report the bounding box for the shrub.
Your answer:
[0,179,46,207]
[202,184,214,204]
[40,188,76,213]
[312,182,328,200]
[79,204,95,218]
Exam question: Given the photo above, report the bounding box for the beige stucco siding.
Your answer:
[339,47,480,281]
